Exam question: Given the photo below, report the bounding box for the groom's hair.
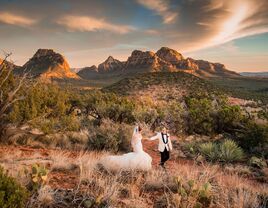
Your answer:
[138,126,142,132]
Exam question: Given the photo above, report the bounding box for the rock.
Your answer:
[156,47,184,65]
[124,50,173,72]
[98,56,124,72]
[17,49,80,81]
[77,65,98,79]
[30,128,44,135]
[73,47,240,79]
[178,58,199,70]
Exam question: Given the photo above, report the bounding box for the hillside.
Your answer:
[211,76,268,104]
[104,71,268,104]
[15,49,80,81]
[103,72,218,99]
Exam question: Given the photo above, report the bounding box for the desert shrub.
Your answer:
[85,91,136,124]
[198,140,244,162]
[249,156,267,169]
[29,114,80,134]
[217,104,244,132]
[88,119,132,152]
[236,122,268,157]
[9,83,71,123]
[219,140,244,162]
[0,166,29,208]
[157,101,184,134]
[133,98,158,125]
[185,98,214,135]
[258,109,268,120]
[199,142,218,162]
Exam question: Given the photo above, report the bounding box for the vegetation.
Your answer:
[176,177,212,207]
[211,77,268,104]
[1,149,267,208]
[0,55,30,136]
[0,70,266,157]
[0,166,29,208]
[1,55,268,207]
[30,164,49,191]
[88,119,133,152]
[198,140,244,162]
[104,72,216,96]
[236,122,268,158]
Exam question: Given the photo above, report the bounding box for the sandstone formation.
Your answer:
[98,56,123,73]
[78,47,240,79]
[18,49,80,80]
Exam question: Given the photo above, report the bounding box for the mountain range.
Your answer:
[9,47,240,81]
[78,47,239,79]
[240,72,268,78]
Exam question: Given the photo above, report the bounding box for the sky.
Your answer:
[0,0,268,72]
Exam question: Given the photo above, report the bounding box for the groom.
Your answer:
[149,127,172,168]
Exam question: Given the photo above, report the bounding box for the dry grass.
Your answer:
[49,151,76,171]
[36,185,55,206]
[0,146,267,207]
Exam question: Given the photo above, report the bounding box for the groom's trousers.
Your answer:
[160,147,170,166]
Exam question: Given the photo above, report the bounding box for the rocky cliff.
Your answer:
[78,47,239,79]
[98,56,124,73]
[18,49,80,80]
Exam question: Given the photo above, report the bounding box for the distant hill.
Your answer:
[15,49,80,81]
[240,72,268,78]
[79,47,240,80]
[103,72,218,100]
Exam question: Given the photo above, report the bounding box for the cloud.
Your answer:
[0,12,36,27]
[0,0,268,71]
[136,0,177,24]
[56,15,135,34]
[192,0,268,51]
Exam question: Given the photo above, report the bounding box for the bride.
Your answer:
[100,125,152,171]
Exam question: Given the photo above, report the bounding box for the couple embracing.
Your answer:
[101,125,173,171]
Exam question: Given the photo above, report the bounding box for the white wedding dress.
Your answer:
[100,126,152,171]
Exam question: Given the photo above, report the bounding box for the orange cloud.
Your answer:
[0,12,36,27]
[136,0,177,24]
[194,0,268,51]
[56,15,135,34]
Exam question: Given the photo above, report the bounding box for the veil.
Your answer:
[132,126,139,138]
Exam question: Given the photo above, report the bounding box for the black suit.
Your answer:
[160,133,170,167]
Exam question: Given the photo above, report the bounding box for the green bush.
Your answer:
[186,98,214,135]
[9,83,71,123]
[217,105,244,132]
[199,142,218,162]
[85,91,136,124]
[30,115,80,134]
[219,140,244,162]
[0,166,29,208]
[236,123,268,156]
[198,140,244,163]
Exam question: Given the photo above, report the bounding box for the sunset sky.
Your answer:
[0,0,267,72]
